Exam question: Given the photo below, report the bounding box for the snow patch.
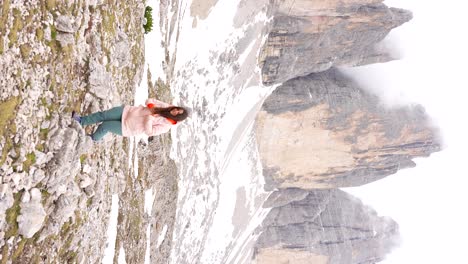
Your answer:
[102,195,120,264]
[156,225,169,249]
[118,246,127,264]
[144,188,156,264]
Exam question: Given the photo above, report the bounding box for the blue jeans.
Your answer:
[80,106,124,141]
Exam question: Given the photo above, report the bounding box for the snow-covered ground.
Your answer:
[104,0,277,262]
[165,0,275,263]
[102,195,120,263]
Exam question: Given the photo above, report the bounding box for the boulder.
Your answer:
[55,16,75,33]
[18,189,46,238]
[88,60,113,100]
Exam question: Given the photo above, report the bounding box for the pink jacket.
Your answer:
[121,98,173,137]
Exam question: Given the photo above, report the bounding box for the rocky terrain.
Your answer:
[0,0,178,263]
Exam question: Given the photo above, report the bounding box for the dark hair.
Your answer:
[150,106,188,121]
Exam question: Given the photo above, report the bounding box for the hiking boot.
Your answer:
[72,111,81,123]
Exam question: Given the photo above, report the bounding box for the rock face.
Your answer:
[255,69,440,190]
[252,1,439,263]
[254,189,399,264]
[260,0,412,84]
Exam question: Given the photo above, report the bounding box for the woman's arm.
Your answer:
[146,116,172,136]
[150,123,171,136]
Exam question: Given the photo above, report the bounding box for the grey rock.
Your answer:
[32,169,46,186]
[18,189,47,238]
[45,120,92,197]
[56,33,75,46]
[0,231,4,248]
[88,0,105,6]
[114,30,130,68]
[84,185,95,197]
[79,175,95,189]
[0,184,11,200]
[1,164,10,176]
[41,120,51,130]
[11,173,22,187]
[34,150,50,167]
[260,0,412,84]
[78,195,89,210]
[55,16,75,33]
[88,60,113,99]
[255,69,441,190]
[21,191,31,203]
[254,189,399,264]
[30,188,42,202]
[82,164,92,174]
[39,182,81,241]
[54,187,80,223]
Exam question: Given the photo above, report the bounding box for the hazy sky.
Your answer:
[345,0,468,263]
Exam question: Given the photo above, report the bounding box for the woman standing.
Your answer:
[72,98,188,141]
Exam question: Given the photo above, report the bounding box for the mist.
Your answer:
[344,0,468,263]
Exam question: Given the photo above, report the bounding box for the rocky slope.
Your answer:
[260,0,412,84]
[255,68,440,190]
[0,1,177,263]
[255,188,399,264]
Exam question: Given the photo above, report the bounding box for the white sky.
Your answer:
[345,1,468,263]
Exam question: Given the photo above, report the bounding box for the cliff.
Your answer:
[255,69,440,190]
[254,189,399,264]
[252,1,440,263]
[260,0,412,84]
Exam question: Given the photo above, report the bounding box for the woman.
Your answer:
[72,98,188,141]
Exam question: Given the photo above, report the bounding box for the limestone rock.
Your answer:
[260,0,412,84]
[18,189,46,238]
[39,182,81,241]
[114,30,131,68]
[88,0,105,6]
[33,150,52,167]
[88,60,113,99]
[56,33,75,46]
[32,169,46,186]
[55,16,75,33]
[254,189,399,264]
[79,174,95,189]
[255,69,440,190]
